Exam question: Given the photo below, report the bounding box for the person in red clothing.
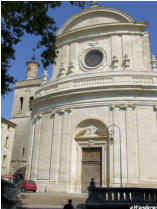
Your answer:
[63,199,74,209]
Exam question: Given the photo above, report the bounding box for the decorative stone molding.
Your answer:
[79,47,107,72]
[90,1,98,8]
[58,63,66,77]
[35,73,157,99]
[88,140,95,147]
[127,104,136,110]
[85,125,97,137]
[42,69,48,82]
[33,113,42,120]
[56,108,65,114]
[50,107,72,116]
[110,104,136,110]
[65,107,72,113]
[111,55,118,70]
[122,54,130,69]
[151,55,157,71]
[67,62,75,74]
[153,105,157,111]
[51,110,56,117]
[88,40,98,47]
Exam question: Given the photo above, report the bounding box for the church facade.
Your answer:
[10,4,157,193]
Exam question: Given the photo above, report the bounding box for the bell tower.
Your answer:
[26,49,40,80]
[10,51,43,176]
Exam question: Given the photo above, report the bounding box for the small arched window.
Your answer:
[22,147,25,156]
[29,96,34,111]
[20,97,24,111]
[5,136,9,148]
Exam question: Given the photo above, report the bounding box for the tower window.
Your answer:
[22,147,25,156]
[20,97,24,111]
[5,136,9,148]
[3,155,7,163]
[29,96,34,111]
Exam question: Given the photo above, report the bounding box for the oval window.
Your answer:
[85,50,103,68]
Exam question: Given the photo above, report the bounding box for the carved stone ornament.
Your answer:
[85,125,97,137]
[58,63,66,77]
[56,108,65,114]
[37,113,42,118]
[110,104,136,110]
[65,107,71,113]
[51,110,56,117]
[25,88,32,92]
[67,62,75,74]
[34,113,42,120]
[111,55,118,70]
[154,105,157,111]
[88,140,95,147]
[88,40,99,47]
[42,69,48,82]
[51,107,72,116]
[123,54,130,69]
[151,55,157,71]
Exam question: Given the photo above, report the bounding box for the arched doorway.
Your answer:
[75,119,109,193]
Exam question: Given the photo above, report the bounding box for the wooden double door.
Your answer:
[81,147,102,193]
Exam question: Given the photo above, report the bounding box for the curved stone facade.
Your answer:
[11,5,157,193]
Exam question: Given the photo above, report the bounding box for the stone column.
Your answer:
[25,120,35,179]
[36,113,52,180]
[126,105,139,185]
[67,109,77,193]
[59,108,72,186]
[49,110,63,182]
[108,107,114,186]
[29,114,42,180]
[112,105,127,186]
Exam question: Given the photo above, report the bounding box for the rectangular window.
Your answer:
[5,137,9,148]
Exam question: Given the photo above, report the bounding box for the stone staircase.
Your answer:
[18,192,87,208]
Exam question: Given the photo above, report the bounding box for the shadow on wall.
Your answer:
[14,166,26,180]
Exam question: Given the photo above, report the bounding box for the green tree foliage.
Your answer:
[1,1,85,96]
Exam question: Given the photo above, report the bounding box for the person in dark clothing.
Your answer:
[63,199,74,209]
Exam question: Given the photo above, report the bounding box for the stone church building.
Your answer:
[10,3,157,193]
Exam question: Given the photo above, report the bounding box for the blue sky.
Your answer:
[1,1,157,120]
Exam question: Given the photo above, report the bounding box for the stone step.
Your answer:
[20,193,87,208]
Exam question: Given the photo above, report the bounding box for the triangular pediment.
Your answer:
[75,125,108,139]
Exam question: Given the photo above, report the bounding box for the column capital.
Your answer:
[153,105,157,111]
[110,104,136,110]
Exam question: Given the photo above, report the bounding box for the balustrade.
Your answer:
[86,179,157,208]
[35,73,157,99]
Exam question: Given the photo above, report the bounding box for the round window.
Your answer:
[85,50,103,68]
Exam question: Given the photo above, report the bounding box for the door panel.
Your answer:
[81,148,102,193]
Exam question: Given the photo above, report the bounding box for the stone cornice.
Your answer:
[14,78,43,89]
[33,113,42,120]
[56,24,146,47]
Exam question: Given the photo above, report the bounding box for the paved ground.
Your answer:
[18,192,87,209]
